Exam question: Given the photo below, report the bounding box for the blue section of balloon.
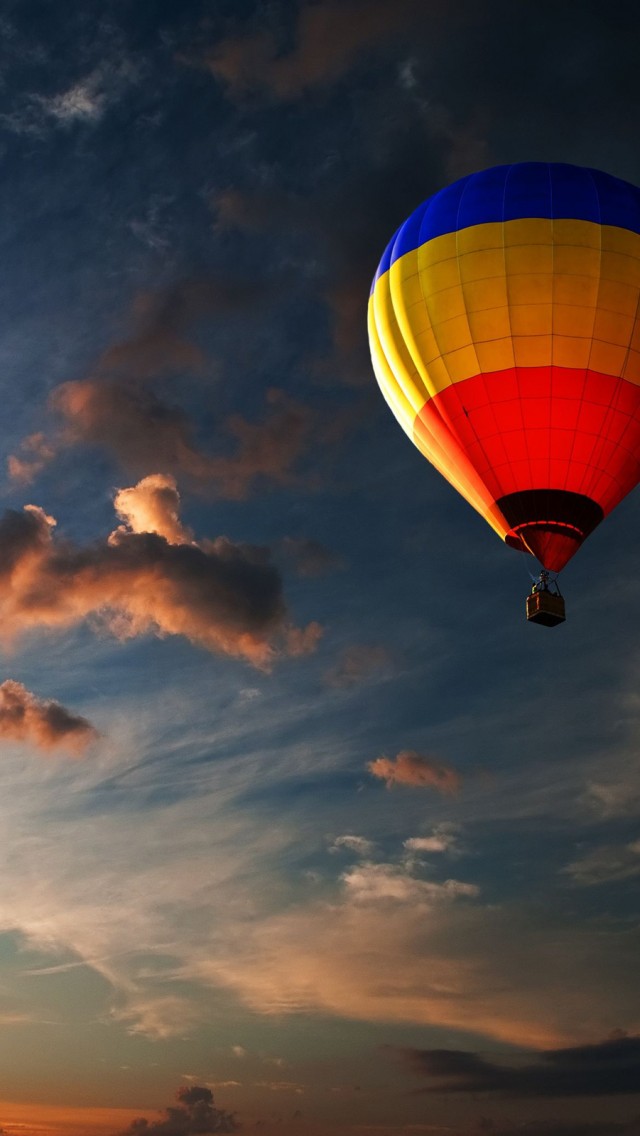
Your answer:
[371,163,640,292]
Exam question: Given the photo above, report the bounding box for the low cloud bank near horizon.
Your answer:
[119,1085,237,1136]
[396,1033,640,1098]
[0,475,321,668]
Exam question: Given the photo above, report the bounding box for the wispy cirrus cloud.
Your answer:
[561,842,640,887]
[1,54,140,136]
[325,644,393,688]
[204,849,640,1049]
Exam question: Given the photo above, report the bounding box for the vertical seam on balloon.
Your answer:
[414,182,506,524]
[388,209,443,408]
[454,205,510,496]
[373,275,425,429]
[375,210,431,423]
[547,163,555,503]
[585,224,640,508]
[581,174,640,505]
[368,297,414,439]
[396,192,509,527]
[503,165,534,497]
[416,196,456,398]
[448,176,507,498]
[569,170,603,504]
[371,261,498,524]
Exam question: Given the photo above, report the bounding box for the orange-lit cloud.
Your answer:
[368,751,461,794]
[113,473,194,545]
[0,680,97,754]
[0,480,320,668]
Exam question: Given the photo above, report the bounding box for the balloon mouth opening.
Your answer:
[499,488,604,572]
[505,522,584,572]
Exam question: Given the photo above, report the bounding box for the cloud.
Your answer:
[584,777,640,819]
[19,382,313,499]
[404,824,461,855]
[120,1085,237,1135]
[396,1033,640,1098]
[113,474,194,545]
[325,644,392,688]
[561,842,640,887]
[205,0,444,101]
[0,480,320,668]
[254,1081,305,1094]
[0,680,97,755]
[206,850,640,1049]
[211,99,483,387]
[341,861,478,904]
[9,281,314,498]
[37,66,122,125]
[7,433,56,486]
[368,751,461,794]
[472,1124,640,1136]
[328,834,375,857]
[1,54,139,136]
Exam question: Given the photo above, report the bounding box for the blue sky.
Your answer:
[0,3,638,1135]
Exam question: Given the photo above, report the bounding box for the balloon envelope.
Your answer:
[368,162,640,571]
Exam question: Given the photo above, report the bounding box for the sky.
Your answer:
[0,1,638,1134]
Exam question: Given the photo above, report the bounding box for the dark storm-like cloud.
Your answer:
[204,0,462,101]
[96,280,263,380]
[0,478,320,668]
[368,751,461,793]
[396,1034,640,1097]
[476,1123,640,1136]
[213,114,484,387]
[0,680,97,754]
[47,381,313,499]
[9,278,317,497]
[120,1085,237,1136]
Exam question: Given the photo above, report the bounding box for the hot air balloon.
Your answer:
[368,162,640,624]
